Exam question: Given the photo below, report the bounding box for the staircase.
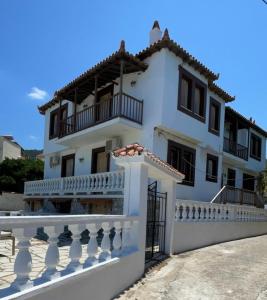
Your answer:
[211,185,264,208]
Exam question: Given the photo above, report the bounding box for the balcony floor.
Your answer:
[56,117,142,147]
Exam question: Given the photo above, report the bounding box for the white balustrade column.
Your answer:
[112,221,122,257]
[99,222,111,262]
[161,179,177,255]
[42,225,63,280]
[121,162,148,258]
[182,204,187,221]
[12,227,36,291]
[121,220,133,256]
[84,223,99,267]
[67,224,85,272]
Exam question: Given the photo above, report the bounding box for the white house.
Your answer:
[24,21,267,213]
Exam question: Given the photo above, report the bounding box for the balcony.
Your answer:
[223,137,248,160]
[24,171,125,197]
[59,93,143,139]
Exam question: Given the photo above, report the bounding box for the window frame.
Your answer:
[208,97,221,136]
[167,140,196,186]
[178,66,207,123]
[206,153,218,183]
[49,104,68,140]
[250,133,262,161]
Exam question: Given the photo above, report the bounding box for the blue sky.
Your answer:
[0,0,266,150]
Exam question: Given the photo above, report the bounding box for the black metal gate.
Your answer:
[145,181,167,262]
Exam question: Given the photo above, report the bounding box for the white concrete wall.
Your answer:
[0,192,25,211]
[14,253,144,300]
[173,221,267,253]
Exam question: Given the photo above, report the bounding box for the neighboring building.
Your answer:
[24,21,267,213]
[22,149,44,161]
[0,136,22,162]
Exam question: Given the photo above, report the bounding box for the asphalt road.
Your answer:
[118,235,267,300]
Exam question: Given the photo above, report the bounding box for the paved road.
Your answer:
[118,235,267,300]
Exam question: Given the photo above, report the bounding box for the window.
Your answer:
[167,140,196,186]
[250,133,262,161]
[227,168,236,187]
[178,66,207,122]
[206,154,218,182]
[243,173,255,191]
[209,98,221,135]
[49,104,68,139]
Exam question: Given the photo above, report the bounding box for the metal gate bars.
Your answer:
[145,181,167,262]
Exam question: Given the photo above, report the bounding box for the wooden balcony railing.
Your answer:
[223,137,248,160]
[59,93,143,138]
[211,185,264,208]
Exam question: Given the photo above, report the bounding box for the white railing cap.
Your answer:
[0,214,139,228]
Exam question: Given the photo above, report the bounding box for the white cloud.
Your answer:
[27,87,48,100]
[29,135,38,141]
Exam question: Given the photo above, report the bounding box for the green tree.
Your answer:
[0,158,44,193]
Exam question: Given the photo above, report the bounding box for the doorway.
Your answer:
[95,85,114,122]
[91,147,110,174]
[61,154,75,177]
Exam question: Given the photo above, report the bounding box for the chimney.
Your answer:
[149,20,162,45]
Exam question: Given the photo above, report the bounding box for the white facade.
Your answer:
[39,24,266,204]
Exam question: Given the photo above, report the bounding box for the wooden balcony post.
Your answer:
[119,59,124,116]
[58,96,62,137]
[94,75,98,121]
[73,88,77,132]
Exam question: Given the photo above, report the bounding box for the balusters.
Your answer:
[99,222,111,262]
[67,224,85,272]
[84,223,99,267]
[42,225,63,280]
[188,204,194,221]
[112,221,122,257]
[12,227,36,291]
[182,205,187,221]
[121,220,133,256]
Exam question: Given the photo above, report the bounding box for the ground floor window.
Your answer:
[227,168,236,187]
[167,140,196,186]
[243,173,255,191]
[206,154,218,182]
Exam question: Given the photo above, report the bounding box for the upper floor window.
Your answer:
[250,133,262,161]
[167,140,196,186]
[209,98,221,135]
[206,154,218,182]
[49,104,68,140]
[178,66,207,122]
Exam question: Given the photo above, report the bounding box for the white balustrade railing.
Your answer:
[24,171,125,196]
[0,214,139,294]
[175,200,267,222]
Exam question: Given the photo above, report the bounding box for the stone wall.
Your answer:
[0,192,25,211]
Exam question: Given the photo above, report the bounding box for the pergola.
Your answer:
[39,41,147,114]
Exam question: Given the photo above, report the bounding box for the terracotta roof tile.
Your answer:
[113,143,185,179]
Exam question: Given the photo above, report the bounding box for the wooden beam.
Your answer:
[94,75,98,105]
[119,59,124,115]
[74,88,77,131]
